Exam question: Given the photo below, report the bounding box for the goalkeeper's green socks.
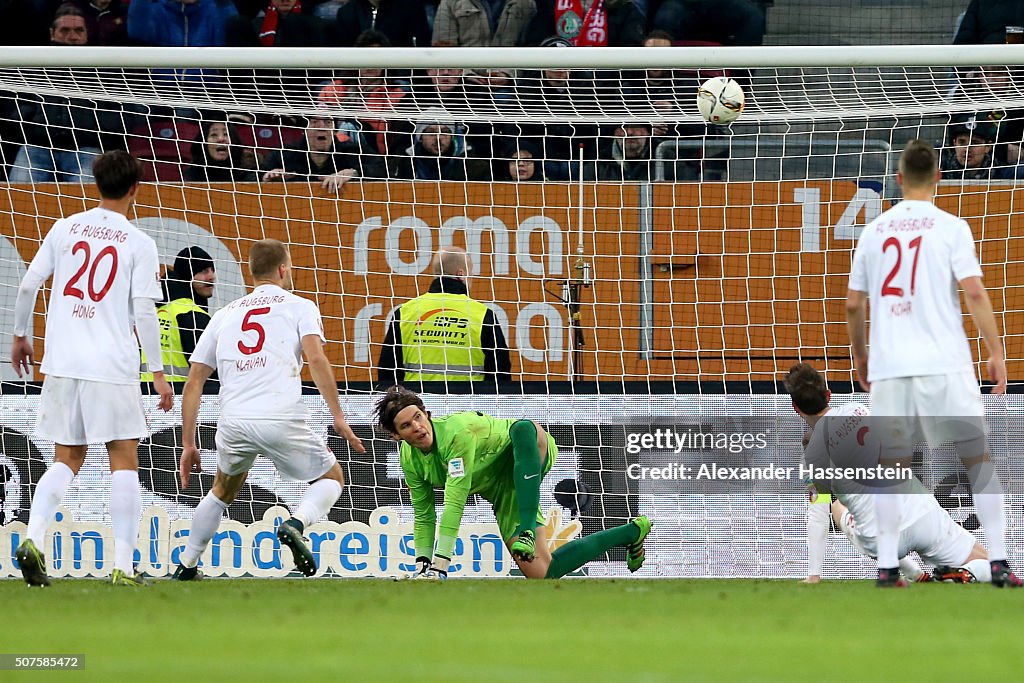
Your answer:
[544,519,644,579]
[510,419,543,538]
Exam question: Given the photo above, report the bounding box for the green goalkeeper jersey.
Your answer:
[399,411,518,559]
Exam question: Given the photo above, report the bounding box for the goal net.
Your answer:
[0,45,1022,579]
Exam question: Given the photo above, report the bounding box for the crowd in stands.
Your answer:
[3,1,1024,185]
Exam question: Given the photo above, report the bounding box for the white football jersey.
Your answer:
[27,207,161,384]
[191,284,325,420]
[805,402,932,537]
[848,199,983,382]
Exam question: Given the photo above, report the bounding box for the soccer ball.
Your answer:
[696,77,745,124]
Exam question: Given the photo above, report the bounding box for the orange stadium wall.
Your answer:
[1,181,1020,383]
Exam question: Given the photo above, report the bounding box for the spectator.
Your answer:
[317,30,411,156]
[623,31,695,127]
[185,118,260,182]
[9,5,139,183]
[432,0,536,47]
[262,114,385,191]
[597,122,658,181]
[141,247,216,382]
[129,0,236,47]
[332,0,430,47]
[70,0,129,46]
[941,113,998,180]
[409,68,498,158]
[507,66,600,179]
[225,0,327,46]
[391,113,488,181]
[49,3,89,44]
[377,245,512,389]
[647,0,764,46]
[523,0,643,47]
[954,0,1024,45]
[495,140,544,181]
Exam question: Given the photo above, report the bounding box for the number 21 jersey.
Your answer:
[191,284,325,420]
[27,207,162,384]
[848,199,983,382]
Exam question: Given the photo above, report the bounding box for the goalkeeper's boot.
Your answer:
[277,518,317,577]
[15,539,51,588]
[933,565,975,584]
[111,569,149,587]
[510,529,536,563]
[626,515,653,573]
[876,567,908,588]
[171,564,204,581]
[991,560,1024,588]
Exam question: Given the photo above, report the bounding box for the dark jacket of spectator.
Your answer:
[185,120,260,182]
[955,0,1024,44]
[391,119,488,180]
[377,276,512,388]
[646,0,764,46]
[432,0,536,46]
[262,136,385,181]
[332,0,431,46]
[128,0,237,47]
[523,0,643,47]
[226,0,327,46]
[502,69,600,177]
[17,77,138,152]
[597,125,658,181]
[70,0,129,46]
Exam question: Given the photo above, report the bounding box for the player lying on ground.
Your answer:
[373,386,652,579]
[786,363,994,587]
[805,494,991,584]
[11,151,174,588]
[172,239,364,580]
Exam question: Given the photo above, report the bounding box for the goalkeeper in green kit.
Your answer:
[374,386,653,579]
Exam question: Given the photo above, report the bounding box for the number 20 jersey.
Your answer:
[190,284,325,420]
[848,199,983,382]
[27,207,162,384]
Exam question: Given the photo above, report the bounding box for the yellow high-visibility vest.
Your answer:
[140,298,206,382]
[399,291,488,382]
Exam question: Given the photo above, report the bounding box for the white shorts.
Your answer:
[871,372,987,456]
[839,505,977,568]
[36,375,148,445]
[215,419,335,481]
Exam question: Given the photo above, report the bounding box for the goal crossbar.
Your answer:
[3,45,1024,70]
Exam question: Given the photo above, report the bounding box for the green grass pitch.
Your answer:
[1,578,1021,682]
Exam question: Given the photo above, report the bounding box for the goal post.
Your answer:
[0,45,1022,578]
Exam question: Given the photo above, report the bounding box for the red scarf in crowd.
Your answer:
[555,0,608,47]
[259,0,302,47]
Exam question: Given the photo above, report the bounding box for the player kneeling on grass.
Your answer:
[373,386,652,579]
[786,362,992,587]
[171,239,365,580]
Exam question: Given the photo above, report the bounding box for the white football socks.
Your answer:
[874,494,903,569]
[26,461,75,547]
[109,470,142,574]
[967,460,1007,562]
[293,479,342,529]
[180,493,229,569]
[898,556,924,582]
[964,558,993,583]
